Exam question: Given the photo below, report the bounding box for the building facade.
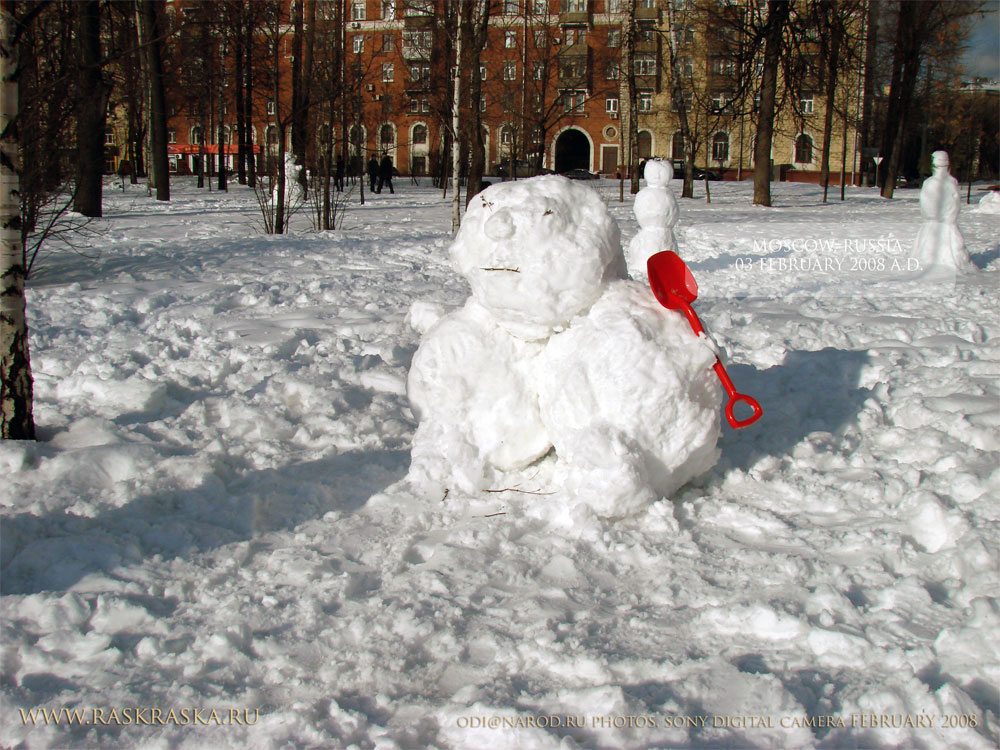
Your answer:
[125,0,863,184]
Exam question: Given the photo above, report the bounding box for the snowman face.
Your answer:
[450,176,624,338]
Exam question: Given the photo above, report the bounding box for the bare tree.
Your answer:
[1,5,34,440]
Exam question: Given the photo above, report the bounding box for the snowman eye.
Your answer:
[543,209,553,216]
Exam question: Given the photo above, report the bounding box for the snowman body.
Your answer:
[407,175,721,517]
[626,160,679,278]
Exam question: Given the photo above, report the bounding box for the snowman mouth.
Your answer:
[481,266,521,273]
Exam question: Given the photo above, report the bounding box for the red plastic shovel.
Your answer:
[647,251,763,429]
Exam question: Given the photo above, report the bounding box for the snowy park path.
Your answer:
[1,178,997,749]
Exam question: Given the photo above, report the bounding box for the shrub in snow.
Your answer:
[406,175,721,518]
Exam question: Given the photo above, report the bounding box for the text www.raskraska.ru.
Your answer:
[20,707,260,726]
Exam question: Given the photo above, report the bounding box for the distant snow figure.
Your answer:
[973,189,1000,215]
[914,151,973,273]
[277,152,305,206]
[626,159,679,279]
[406,175,722,519]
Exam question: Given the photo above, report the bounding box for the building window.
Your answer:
[104,129,115,146]
[192,126,204,145]
[607,0,622,11]
[534,29,546,46]
[712,57,736,76]
[382,34,394,52]
[167,129,176,144]
[503,0,519,14]
[500,126,512,145]
[678,56,693,77]
[409,98,419,113]
[413,124,427,144]
[421,98,430,112]
[606,61,619,80]
[503,61,517,80]
[505,30,517,47]
[605,96,619,113]
[560,58,587,80]
[712,131,729,162]
[380,124,394,148]
[711,90,732,111]
[637,90,652,112]
[637,22,655,42]
[800,93,814,114]
[795,133,813,163]
[561,0,586,11]
[381,63,393,82]
[533,0,547,12]
[564,25,587,46]
[638,130,652,159]
[673,89,693,111]
[479,97,486,112]
[634,55,656,76]
[607,28,620,47]
[638,0,655,7]
[672,131,685,159]
[532,62,545,80]
[561,89,586,113]
[353,37,364,54]
[406,0,432,16]
[351,1,365,20]
[382,0,395,19]
[479,63,487,81]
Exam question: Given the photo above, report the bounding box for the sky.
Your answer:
[961,1,1000,79]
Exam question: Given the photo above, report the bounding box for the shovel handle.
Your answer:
[713,361,763,429]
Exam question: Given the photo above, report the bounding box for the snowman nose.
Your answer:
[484,209,515,241]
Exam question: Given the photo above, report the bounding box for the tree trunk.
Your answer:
[860,0,878,186]
[451,16,462,232]
[623,0,639,194]
[880,2,922,199]
[819,2,843,203]
[752,0,789,207]
[1,8,35,440]
[74,0,107,218]
[235,12,247,185]
[140,0,169,201]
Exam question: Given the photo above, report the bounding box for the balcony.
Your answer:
[559,0,592,25]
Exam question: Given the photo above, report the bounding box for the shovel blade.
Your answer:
[647,251,698,310]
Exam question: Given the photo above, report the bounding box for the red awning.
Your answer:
[168,144,260,155]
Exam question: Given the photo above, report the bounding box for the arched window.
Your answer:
[412,124,427,145]
[637,130,652,159]
[192,126,204,146]
[317,123,330,144]
[795,133,813,164]
[380,123,394,148]
[672,131,685,160]
[712,131,729,162]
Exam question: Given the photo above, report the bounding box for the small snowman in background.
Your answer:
[276,152,306,206]
[914,151,974,273]
[626,159,679,280]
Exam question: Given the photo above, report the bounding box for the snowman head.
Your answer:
[451,175,625,339]
[644,159,673,187]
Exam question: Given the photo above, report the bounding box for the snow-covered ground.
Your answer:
[1,176,997,749]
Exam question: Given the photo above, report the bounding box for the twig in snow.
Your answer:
[480,267,520,273]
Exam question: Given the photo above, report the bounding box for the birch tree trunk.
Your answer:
[1,7,35,440]
[451,22,462,232]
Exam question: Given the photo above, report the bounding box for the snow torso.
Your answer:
[407,175,721,517]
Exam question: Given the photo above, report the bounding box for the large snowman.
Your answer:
[406,175,721,518]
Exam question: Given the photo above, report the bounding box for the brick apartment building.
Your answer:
[109,0,866,184]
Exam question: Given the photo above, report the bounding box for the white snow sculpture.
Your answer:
[626,159,679,279]
[973,189,1000,215]
[406,175,722,518]
[276,152,306,205]
[914,151,973,272]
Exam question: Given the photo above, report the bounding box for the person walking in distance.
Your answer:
[334,154,345,192]
[367,154,379,193]
[377,153,395,194]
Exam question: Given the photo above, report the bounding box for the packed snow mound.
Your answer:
[973,189,1000,214]
[408,175,721,517]
[450,175,627,340]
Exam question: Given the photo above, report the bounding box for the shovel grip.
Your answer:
[713,360,763,429]
[724,392,764,429]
